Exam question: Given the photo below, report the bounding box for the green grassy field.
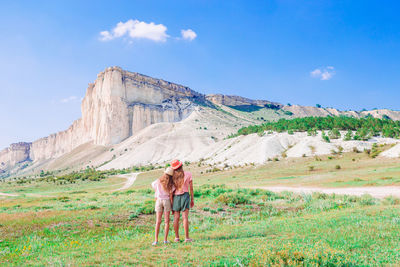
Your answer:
[1,153,400,266]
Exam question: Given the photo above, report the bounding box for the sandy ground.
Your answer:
[111,173,139,192]
[258,186,400,199]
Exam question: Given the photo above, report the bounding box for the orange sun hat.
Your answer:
[171,159,183,170]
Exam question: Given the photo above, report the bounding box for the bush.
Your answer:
[344,130,353,141]
[307,128,317,136]
[335,165,341,170]
[215,192,250,205]
[129,213,139,220]
[138,200,155,215]
[322,131,330,143]
[383,196,400,205]
[328,128,341,139]
[359,194,376,206]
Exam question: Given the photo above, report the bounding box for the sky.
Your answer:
[1,0,400,149]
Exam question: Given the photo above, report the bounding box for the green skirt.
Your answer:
[173,192,190,212]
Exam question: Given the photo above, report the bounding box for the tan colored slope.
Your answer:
[361,109,400,120]
[282,105,359,118]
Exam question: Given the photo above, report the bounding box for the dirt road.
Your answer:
[111,173,139,192]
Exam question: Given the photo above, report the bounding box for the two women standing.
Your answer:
[151,160,194,245]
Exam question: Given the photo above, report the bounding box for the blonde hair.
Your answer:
[172,166,184,191]
[159,173,173,192]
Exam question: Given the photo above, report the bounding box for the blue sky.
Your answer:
[1,0,400,149]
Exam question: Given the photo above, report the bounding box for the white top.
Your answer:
[151,179,172,200]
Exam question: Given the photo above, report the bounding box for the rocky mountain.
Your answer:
[1,66,400,177]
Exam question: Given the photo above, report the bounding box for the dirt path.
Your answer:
[257,186,400,199]
[111,173,139,192]
[0,192,18,197]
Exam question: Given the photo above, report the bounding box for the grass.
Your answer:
[1,153,400,265]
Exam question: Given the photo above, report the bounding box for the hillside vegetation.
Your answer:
[231,116,400,140]
[1,152,400,265]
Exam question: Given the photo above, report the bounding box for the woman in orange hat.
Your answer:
[170,159,194,242]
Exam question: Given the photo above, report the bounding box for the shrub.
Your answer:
[139,200,156,215]
[370,143,381,158]
[359,194,376,206]
[344,130,353,141]
[328,128,341,139]
[129,213,139,220]
[322,131,330,143]
[307,128,317,136]
[57,196,70,202]
[335,165,341,170]
[308,166,315,171]
[215,192,250,205]
[383,196,400,205]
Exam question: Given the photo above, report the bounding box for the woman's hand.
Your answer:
[190,198,194,208]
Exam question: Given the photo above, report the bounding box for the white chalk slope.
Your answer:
[95,108,399,169]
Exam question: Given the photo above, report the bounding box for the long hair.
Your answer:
[172,166,185,191]
[159,173,173,192]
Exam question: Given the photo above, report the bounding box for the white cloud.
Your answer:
[60,96,79,103]
[310,66,335,80]
[100,19,169,42]
[181,29,197,41]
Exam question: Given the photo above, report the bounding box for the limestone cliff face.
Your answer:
[80,67,202,146]
[0,142,31,172]
[30,119,86,161]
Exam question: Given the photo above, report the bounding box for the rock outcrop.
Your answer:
[206,94,282,108]
[0,142,31,172]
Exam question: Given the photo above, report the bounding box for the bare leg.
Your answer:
[163,211,170,242]
[173,211,180,240]
[182,209,190,240]
[154,211,163,243]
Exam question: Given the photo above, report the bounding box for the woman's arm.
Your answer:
[189,180,194,208]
